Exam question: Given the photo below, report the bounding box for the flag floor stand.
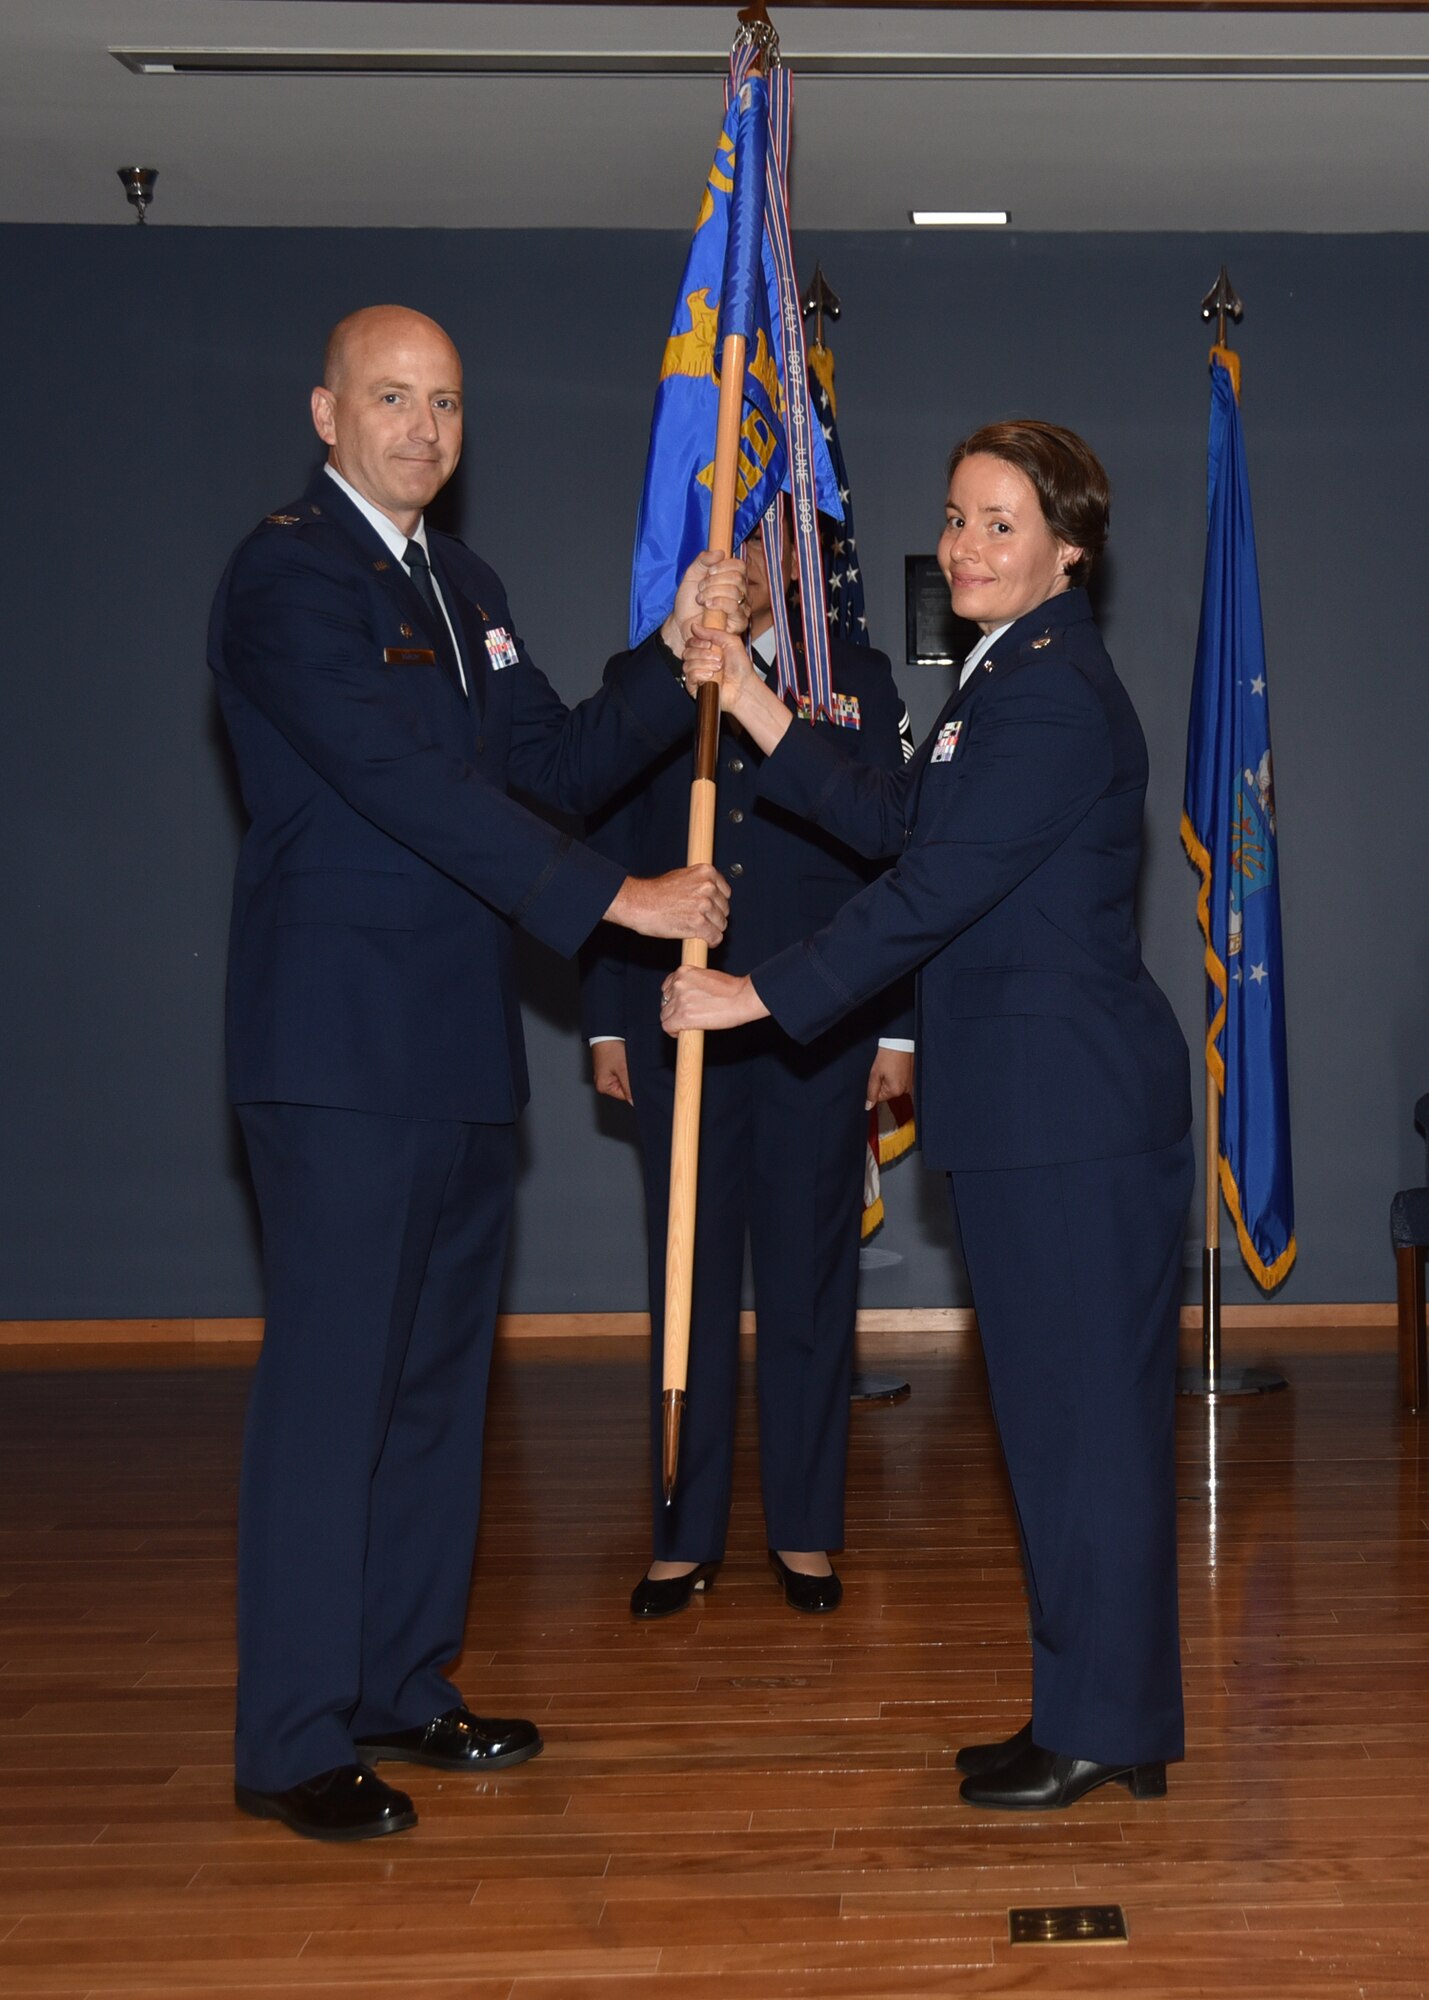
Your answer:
[1177,1248,1288,1398]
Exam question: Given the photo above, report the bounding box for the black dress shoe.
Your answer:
[234,1762,416,1842]
[955,1719,1033,1777]
[630,1562,718,1618]
[356,1705,543,1772]
[768,1550,842,1613]
[959,1741,1167,1811]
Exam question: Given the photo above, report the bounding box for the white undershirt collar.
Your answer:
[324,462,428,563]
[959,621,1013,688]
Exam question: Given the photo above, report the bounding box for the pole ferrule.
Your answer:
[661,1389,687,1505]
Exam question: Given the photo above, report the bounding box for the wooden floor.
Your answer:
[1,1337,1427,1999]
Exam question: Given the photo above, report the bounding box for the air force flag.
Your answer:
[1182,354,1296,1288]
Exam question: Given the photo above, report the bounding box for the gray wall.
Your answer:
[2,224,1425,1317]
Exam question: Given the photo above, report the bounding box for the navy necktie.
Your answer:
[403,539,467,703]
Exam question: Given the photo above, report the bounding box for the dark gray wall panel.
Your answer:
[1,224,1424,1316]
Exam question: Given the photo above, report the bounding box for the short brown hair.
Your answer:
[946,420,1110,588]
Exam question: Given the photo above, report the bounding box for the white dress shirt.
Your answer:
[749,624,778,676]
[324,463,468,694]
[959,621,1012,688]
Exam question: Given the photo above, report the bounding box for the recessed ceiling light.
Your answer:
[910,211,1010,227]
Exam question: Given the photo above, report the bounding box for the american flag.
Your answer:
[806,343,867,646]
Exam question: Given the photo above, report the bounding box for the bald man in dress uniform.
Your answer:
[209,305,739,1841]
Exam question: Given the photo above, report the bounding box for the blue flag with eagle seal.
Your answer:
[1181,354,1296,1288]
[629,52,843,716]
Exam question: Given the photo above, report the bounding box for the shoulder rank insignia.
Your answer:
[931,717,964,764]
[1030,632,1052,651]
[265,512,300,526]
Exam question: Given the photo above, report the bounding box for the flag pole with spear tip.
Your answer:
[1176,264,1290,1402]
[662,0,781,1504]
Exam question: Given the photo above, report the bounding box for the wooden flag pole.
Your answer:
[661,333,748,1504]
[662,1,779,1502]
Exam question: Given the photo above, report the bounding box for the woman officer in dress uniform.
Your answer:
[661,421,1194,1812]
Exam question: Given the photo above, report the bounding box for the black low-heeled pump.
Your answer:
[768,1550,842,1613]
[955,1720,1033,1777]
[630,1561,718,1618]
[959,1742,1168,1811]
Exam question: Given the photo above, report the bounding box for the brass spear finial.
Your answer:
[1201,266,1245,396]
[800,263,842,352]
[1200,266,1244,351]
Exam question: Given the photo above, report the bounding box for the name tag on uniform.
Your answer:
[384,647,437,666]
[484,626,519,671]
[930,718,963,764]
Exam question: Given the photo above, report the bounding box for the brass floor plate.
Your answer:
[1009,1905,1129,1946]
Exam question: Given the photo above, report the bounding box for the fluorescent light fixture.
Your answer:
[911,211,1010,227]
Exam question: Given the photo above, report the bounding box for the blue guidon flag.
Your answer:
[1181,352,1296,1288]
[629,37,843,720]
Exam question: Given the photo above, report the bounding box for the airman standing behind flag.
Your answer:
[588,23,912,1614]
[586,523,913,1615]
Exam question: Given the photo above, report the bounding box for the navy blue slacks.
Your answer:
[949,1135,1194,1767]
[627,1020,875,1561]
[234,1103,515,1792]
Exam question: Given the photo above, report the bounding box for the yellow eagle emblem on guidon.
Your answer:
[694,129,736,233]
[658,289,785,506]
[651,122,787,507]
